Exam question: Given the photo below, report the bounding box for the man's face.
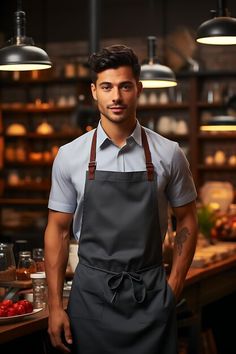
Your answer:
[91,66,142,125]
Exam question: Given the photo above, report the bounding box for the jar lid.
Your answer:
[30,272,46,279]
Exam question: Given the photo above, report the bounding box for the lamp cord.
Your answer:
[217,0,228,17]
[17,0,23,11]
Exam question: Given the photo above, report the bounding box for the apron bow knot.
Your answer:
[107,271,146,304]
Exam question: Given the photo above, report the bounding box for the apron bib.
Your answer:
[67,128,177,354]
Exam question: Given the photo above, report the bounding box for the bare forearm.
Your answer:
[168,203,198,298]
[44,214,71,310]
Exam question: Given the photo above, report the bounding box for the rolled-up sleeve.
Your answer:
[48,148,77,213]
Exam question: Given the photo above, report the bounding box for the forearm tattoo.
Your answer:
[175,227,190,256]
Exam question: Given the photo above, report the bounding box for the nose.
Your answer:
[112,87,122,104]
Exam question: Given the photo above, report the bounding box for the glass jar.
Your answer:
[30,272,47,309]
[16,251,37,280]
[33,248,45,272]
[0,243,16,281]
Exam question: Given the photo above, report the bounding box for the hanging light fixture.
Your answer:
[0,0,52,71]
[140,36,177,88]
[196,0,236,45]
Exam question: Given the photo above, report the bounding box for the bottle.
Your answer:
[33,248,45,272]
[16,251,37,280]
[0,243,16,281]
[30,272,47,309]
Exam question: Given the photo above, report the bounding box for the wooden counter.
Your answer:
[1,254,236,350]
[0,307,49,344]
[184,253,236,312]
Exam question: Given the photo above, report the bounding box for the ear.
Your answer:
[91,83,97,101]
[137,81,143,97]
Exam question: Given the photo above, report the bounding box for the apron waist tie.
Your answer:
[108,271,146,304]
[80,262,161,304]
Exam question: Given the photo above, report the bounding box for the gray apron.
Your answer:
[67,127,177,354]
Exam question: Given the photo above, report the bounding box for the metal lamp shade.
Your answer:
[0,44,52,71]
[0,4,52,71]
[196,16,236,45]
[140,63,177,88]
[141,36,177,88]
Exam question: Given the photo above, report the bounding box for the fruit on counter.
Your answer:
[0,299,33,317]
[211,214,236,240]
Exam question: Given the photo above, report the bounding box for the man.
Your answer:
[44,44,198,354]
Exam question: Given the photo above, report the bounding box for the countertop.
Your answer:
[1,253,236,344]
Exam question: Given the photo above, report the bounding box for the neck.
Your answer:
[100,118,137,147]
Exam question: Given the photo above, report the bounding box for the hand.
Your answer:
[48,307,72,353]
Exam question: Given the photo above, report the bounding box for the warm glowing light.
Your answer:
[0,63,52,71]
[200,125,236,132]
[196,36,236,45]
[141,79,177,89]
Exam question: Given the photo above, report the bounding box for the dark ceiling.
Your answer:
[0,0,236,44]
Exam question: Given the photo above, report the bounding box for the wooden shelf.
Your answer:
[5,182,51,191]
[138,102,189,110]
[0,225,46,233]
[161,133,189,141]
[5,161,53,167]
[0,103,77,113]
[198,164,236,171]
[0,198,48,206]
[198,132,236,140]
[197,102,222,108]
[0,76,90,86]
[5,132,81,139]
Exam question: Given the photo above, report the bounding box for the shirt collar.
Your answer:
[96,119,143,150]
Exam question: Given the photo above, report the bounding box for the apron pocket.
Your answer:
[67,265,104,320]
[138,281,176,324]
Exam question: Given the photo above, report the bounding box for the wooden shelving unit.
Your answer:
[0,70,92,242]
[0,69,236,241]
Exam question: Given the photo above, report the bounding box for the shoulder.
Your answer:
[52,129,95,172]
[60,129,95,154]
[142,126,179,157]
[57,129,94,161]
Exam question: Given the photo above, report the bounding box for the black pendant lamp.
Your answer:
[0,0,52,71]
[140,36,177,89]
[196,0,236,45]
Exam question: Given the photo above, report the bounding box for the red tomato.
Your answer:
[15,304,26,315]
[26,302,33,313]
[7,307,17,317]
[2,299,13,308]
[0,307,7,317]
[17,299,33,313]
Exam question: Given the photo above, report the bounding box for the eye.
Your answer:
[121,83,133,91]
[101,84,111,91]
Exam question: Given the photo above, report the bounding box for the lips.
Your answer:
[109,105,127,113]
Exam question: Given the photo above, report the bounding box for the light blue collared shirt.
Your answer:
[48,120,197,240]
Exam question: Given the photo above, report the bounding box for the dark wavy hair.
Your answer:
[88,44,141,83]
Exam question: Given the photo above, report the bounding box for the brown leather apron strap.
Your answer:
[141,127,154,181]
[89,127,154,181]
[88,129,97,180]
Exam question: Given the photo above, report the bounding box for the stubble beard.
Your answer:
[99,104,137,126]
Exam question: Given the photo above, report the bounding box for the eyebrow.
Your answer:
[98,82,112,86]
[98,81,134,86]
